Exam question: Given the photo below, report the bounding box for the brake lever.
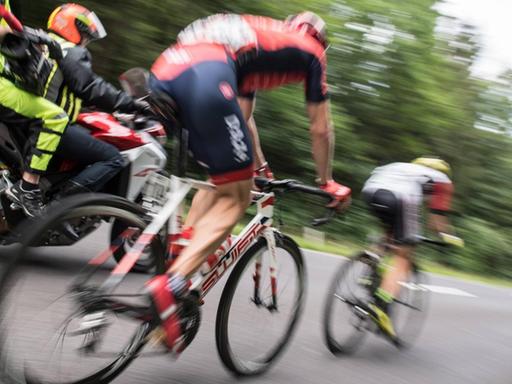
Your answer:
[311,208,336,227]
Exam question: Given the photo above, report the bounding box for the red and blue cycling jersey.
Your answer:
[177,14,329,102]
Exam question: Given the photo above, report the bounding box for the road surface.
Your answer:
[0,241,510,384]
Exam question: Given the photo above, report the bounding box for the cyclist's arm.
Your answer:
[427,182,458,237]
[238,95,267,170]
[428,213,451,234]
[307,100,334,185]
[304,48,333,185]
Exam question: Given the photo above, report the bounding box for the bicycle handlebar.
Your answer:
[254,177,338,227]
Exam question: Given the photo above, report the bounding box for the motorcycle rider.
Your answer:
[43,3,150,195]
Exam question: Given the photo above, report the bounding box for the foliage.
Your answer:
[13,0,512,279]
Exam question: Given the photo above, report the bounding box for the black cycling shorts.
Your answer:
[362,188,417,245]
[150,61,253,185]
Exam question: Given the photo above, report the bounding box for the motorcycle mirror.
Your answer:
[119,67,150,99]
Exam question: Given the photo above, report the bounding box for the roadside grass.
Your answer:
[232,224,512,288]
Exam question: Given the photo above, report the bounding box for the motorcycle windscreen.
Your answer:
[118,67,150,99]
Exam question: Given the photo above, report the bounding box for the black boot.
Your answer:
[6,181,45,217]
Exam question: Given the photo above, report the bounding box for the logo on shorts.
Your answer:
[219,82,235,100]
[225,115,249,163]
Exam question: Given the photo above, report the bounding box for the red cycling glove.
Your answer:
[319,180,351,209]
[253,162,274,179]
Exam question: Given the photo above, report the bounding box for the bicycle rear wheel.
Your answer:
[323,252,377,355]
[0,194,165,384]
[215,234,305,376]
[392,264,430,349]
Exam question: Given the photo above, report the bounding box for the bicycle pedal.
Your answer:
[354,305,370,318]
[71,311,109,335]
[62,221,80,241]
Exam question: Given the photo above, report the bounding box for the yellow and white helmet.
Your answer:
[411,156,451,176]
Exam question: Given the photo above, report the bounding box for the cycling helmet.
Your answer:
[47,3,106,45]
[412,156,451,176]
[285,11,328,48]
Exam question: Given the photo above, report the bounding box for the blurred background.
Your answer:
[11,0,512,281]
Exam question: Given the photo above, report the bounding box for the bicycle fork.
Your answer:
[252,228,279,311]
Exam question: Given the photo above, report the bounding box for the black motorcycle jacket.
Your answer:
[44,33,136,122]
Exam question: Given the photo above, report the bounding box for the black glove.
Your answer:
[46,39,62,61]
[133,99,155,117]
[23,27,63,61]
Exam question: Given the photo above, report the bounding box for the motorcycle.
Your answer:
[0,68,171,271]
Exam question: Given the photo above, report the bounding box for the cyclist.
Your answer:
[146,41,254,351]
[0,1,70,216]
[145,11,351,353]
[361,157,464,337]
[44,3,149,195]
[177,12,350,201]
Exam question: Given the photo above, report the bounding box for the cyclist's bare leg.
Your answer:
[183,187,216,229]
[379,245,414,297]
[169,178,252,277]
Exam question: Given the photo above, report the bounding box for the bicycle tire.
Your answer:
[323,252,376,355]
[392,263,430,349]
[215,233,305,376]
[110,217,167,273]
[0,194,165,384]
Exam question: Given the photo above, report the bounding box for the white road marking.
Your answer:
[420,284,477,298]
[399,281,477,297]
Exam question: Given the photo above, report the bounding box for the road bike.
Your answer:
[0,160,336,384]
[322,235,445,355]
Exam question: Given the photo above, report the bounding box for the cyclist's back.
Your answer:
[364,162,451,193]
[177,13,328,101]
[362,161,453,245]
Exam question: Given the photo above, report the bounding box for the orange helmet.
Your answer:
[47,3,106,45]
[285,11,328,48]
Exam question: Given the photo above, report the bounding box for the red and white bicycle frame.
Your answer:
[104,175,280,301]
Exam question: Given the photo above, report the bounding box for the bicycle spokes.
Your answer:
[89,227,139,267]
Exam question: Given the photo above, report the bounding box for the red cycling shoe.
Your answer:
[145,275,184,351]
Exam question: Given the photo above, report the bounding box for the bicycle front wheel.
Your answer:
[215,234,305,376]
[0,194,165,384]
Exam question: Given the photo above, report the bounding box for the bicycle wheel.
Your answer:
[0,194,165,384]
[392,264,430,349]
[216,234,305,376]
[323,252,377,355]
[110,217,167,273]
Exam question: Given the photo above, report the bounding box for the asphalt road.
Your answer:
[0,237,511,384]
